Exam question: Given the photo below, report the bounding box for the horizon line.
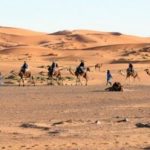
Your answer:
[0,25,149,38]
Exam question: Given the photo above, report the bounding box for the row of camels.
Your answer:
[4,63,150,86]
[8,63,102,86]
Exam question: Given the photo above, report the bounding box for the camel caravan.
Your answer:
[0,60,149,91]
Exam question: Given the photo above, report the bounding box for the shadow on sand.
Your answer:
[143,147,150,150]
[90,90,108,93]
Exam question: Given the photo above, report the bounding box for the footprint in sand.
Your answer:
[115,141,119,144]
[20,145,26,148]
[72,143,78,146]
[31,144,39,148]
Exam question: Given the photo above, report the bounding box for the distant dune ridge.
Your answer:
[0,26,150,65]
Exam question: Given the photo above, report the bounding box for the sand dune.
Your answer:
[1,27,150,50]
[0,27,150,65]
[0,26,44,36]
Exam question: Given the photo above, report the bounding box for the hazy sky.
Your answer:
[0,0,150,36]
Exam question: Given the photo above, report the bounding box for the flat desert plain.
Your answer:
[0,85,150,150]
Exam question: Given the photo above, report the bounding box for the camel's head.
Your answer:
[87,67,90,72]
[144,69,149,72]
[68,67,71,71]
[95,63,103,67]
[10,70,15,74]
[144,69,150,75]
[118,70,126,76]
[99,63,103,67]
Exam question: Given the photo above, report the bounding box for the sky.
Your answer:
[0,0,150,36]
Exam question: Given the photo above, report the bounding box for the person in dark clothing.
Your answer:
[77,60,86,74]
[79,60,85,68]
[128,63,134,73]
[21,61,28,73]
[48,61,58,75]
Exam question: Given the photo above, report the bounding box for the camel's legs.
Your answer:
[76,77,79,85]
[79,77,83,86]
[47,77,49,85]
[137,76,140,81]
[47,77,52,85]
[125,75,131,85]
[133,75,136,82]
[85,78,88,86]
[136,74,140,81]
[47,76,54,86]
[131,73,140,82]
[84,75,88,86]
[31,76,35,86]
[56,77,60,85]
[58,77,63,85]
[19,78,24,86]
[76,77,81,85]
[76,78,78,85]
[51,77,54,85]
[129,76,131,85]
[57,75,61,85]
[19,79,21,86]
[22,78,25,86]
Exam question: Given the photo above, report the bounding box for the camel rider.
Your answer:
[128,63,134,73]
[77,60,86,74]
[21,61,29,73]
[49,61,58,75]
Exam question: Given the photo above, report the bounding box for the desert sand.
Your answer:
[0,26,150,150]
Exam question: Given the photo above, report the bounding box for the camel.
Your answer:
[69,67,90,86]
[18,70,35,86]
[119,69,140,81]
[47,68,63,85]
[144,69,150,76]
[105,82,123,92]
[126,70,139,80]
[95,63,103,71]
